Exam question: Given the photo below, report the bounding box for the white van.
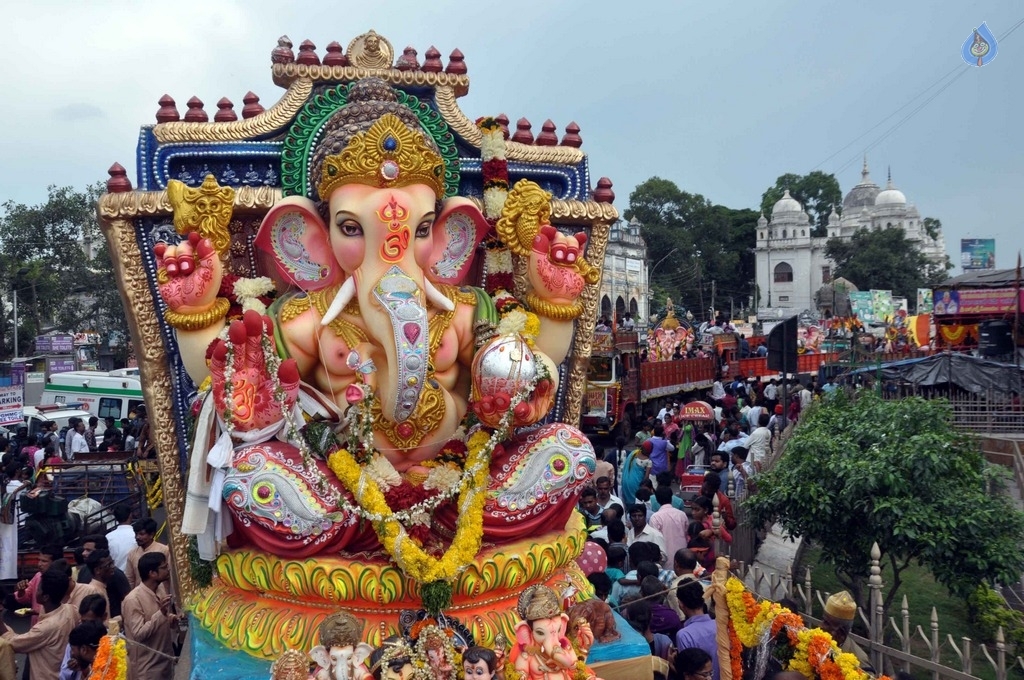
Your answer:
[40,369,145,422]
[20,404,95,440]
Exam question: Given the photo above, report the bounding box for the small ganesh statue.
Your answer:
[510,586,597,680]
[309,611,374,680]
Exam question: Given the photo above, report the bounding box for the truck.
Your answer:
[581,330,716,437]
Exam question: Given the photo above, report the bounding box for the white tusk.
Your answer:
[320,277,356,326]
[424,279,455,312]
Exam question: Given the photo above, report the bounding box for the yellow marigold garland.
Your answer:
[328,429,492,586]
[724,577,883,680]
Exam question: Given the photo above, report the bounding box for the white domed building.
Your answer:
[754,159,946,319]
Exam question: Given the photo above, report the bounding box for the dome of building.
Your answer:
[843,157,880,210]
[875,169,906,206]
[772,189,803,216]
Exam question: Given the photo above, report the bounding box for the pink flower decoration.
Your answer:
[345,383,365,405]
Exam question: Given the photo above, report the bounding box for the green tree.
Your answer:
[922,217,942,241]
[825,226,947,300]
[746,391,1024,612]
[0,183,128,361]
[760,171,842,236]
[625,178,758,321]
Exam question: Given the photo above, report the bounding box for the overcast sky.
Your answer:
[2,1,1020,271]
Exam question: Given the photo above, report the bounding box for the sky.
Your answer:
[2,0,1021,272]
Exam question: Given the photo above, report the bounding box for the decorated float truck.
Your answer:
[582,330,715,437]
[96,30,678,679]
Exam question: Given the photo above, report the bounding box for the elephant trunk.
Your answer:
[355,264,430,424]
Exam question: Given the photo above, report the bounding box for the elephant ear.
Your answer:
[255,195,342,291]
[514,620,533,646]
[429,197,490,285]
[353,642,374,668]
[309,645,331,670]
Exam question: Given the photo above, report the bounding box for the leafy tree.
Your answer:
[625,178,758,322]
[0,183,128,361]
[760,171,842,236]
[922,217,942,241]
[825,226,947,300]
[746,391,1024,613]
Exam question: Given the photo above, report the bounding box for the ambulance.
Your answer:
[39,369,145,422]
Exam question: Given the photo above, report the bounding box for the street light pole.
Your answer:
[12,287,18,359]
[648,247,679,315]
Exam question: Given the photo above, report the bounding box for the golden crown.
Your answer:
[317,113,447,201]
[517,585,563,621]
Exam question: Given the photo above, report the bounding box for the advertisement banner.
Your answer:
[10,362,25,386]
[871,290,894,322]
[35,334,75,354]
[0,385,24,426]
[933,288,1024,316]
[917,288,933,315]
[849,292,876,324]
[48,358,76,374]
[961,238,996,271]
[892,297,909,314]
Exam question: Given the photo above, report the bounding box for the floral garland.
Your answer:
[723,577,888,680]
[93,634,128,680]
[477,116,515,295]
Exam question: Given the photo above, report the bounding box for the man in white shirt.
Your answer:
[709,380,726,403]
[745,412,772,466]
[763,379,778,407]
[595,477,623,513]
[648,487,690,565]
[800,383,813,409]
[105,505,137,572]
[70,421,90,460]
[626,503,668,566]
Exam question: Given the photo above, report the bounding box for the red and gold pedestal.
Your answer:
[189,514,591,660]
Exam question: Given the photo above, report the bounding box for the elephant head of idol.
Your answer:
[255,79,488,429]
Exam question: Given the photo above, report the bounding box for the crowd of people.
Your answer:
[572,371,841,679]
[0,508,177,679]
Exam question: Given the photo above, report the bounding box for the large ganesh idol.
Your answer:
[97,31,618,676]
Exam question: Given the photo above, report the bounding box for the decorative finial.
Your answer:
[296,39,320,65]
[536,119,558,146]
[323,41,347,67]
[241,92,264,119]
[561,121,582,147]
[396,46,420,71]
[106,163,132,193]
[214,97,237,122]
[495,113,510,140]
[445,48,467,75]
[887,165,892,187]
[422,46,443,72]
[156,94,179,123]
[594,177,615,204]
[271,36,294,64]
[511,117,534,144]
[861,155,870,182]
[184,96,208,122]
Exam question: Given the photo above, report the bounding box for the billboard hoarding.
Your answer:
[917,288,933,315]
[961,239,996,271]
[0,385,24,427]
[933,288,1024,316]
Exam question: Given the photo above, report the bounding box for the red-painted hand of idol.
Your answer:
[528,225,587,305]
[209,311,300,432]
[154,232,223,314]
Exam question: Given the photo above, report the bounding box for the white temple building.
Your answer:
[754,159,946,319]
[599,217,648,325]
